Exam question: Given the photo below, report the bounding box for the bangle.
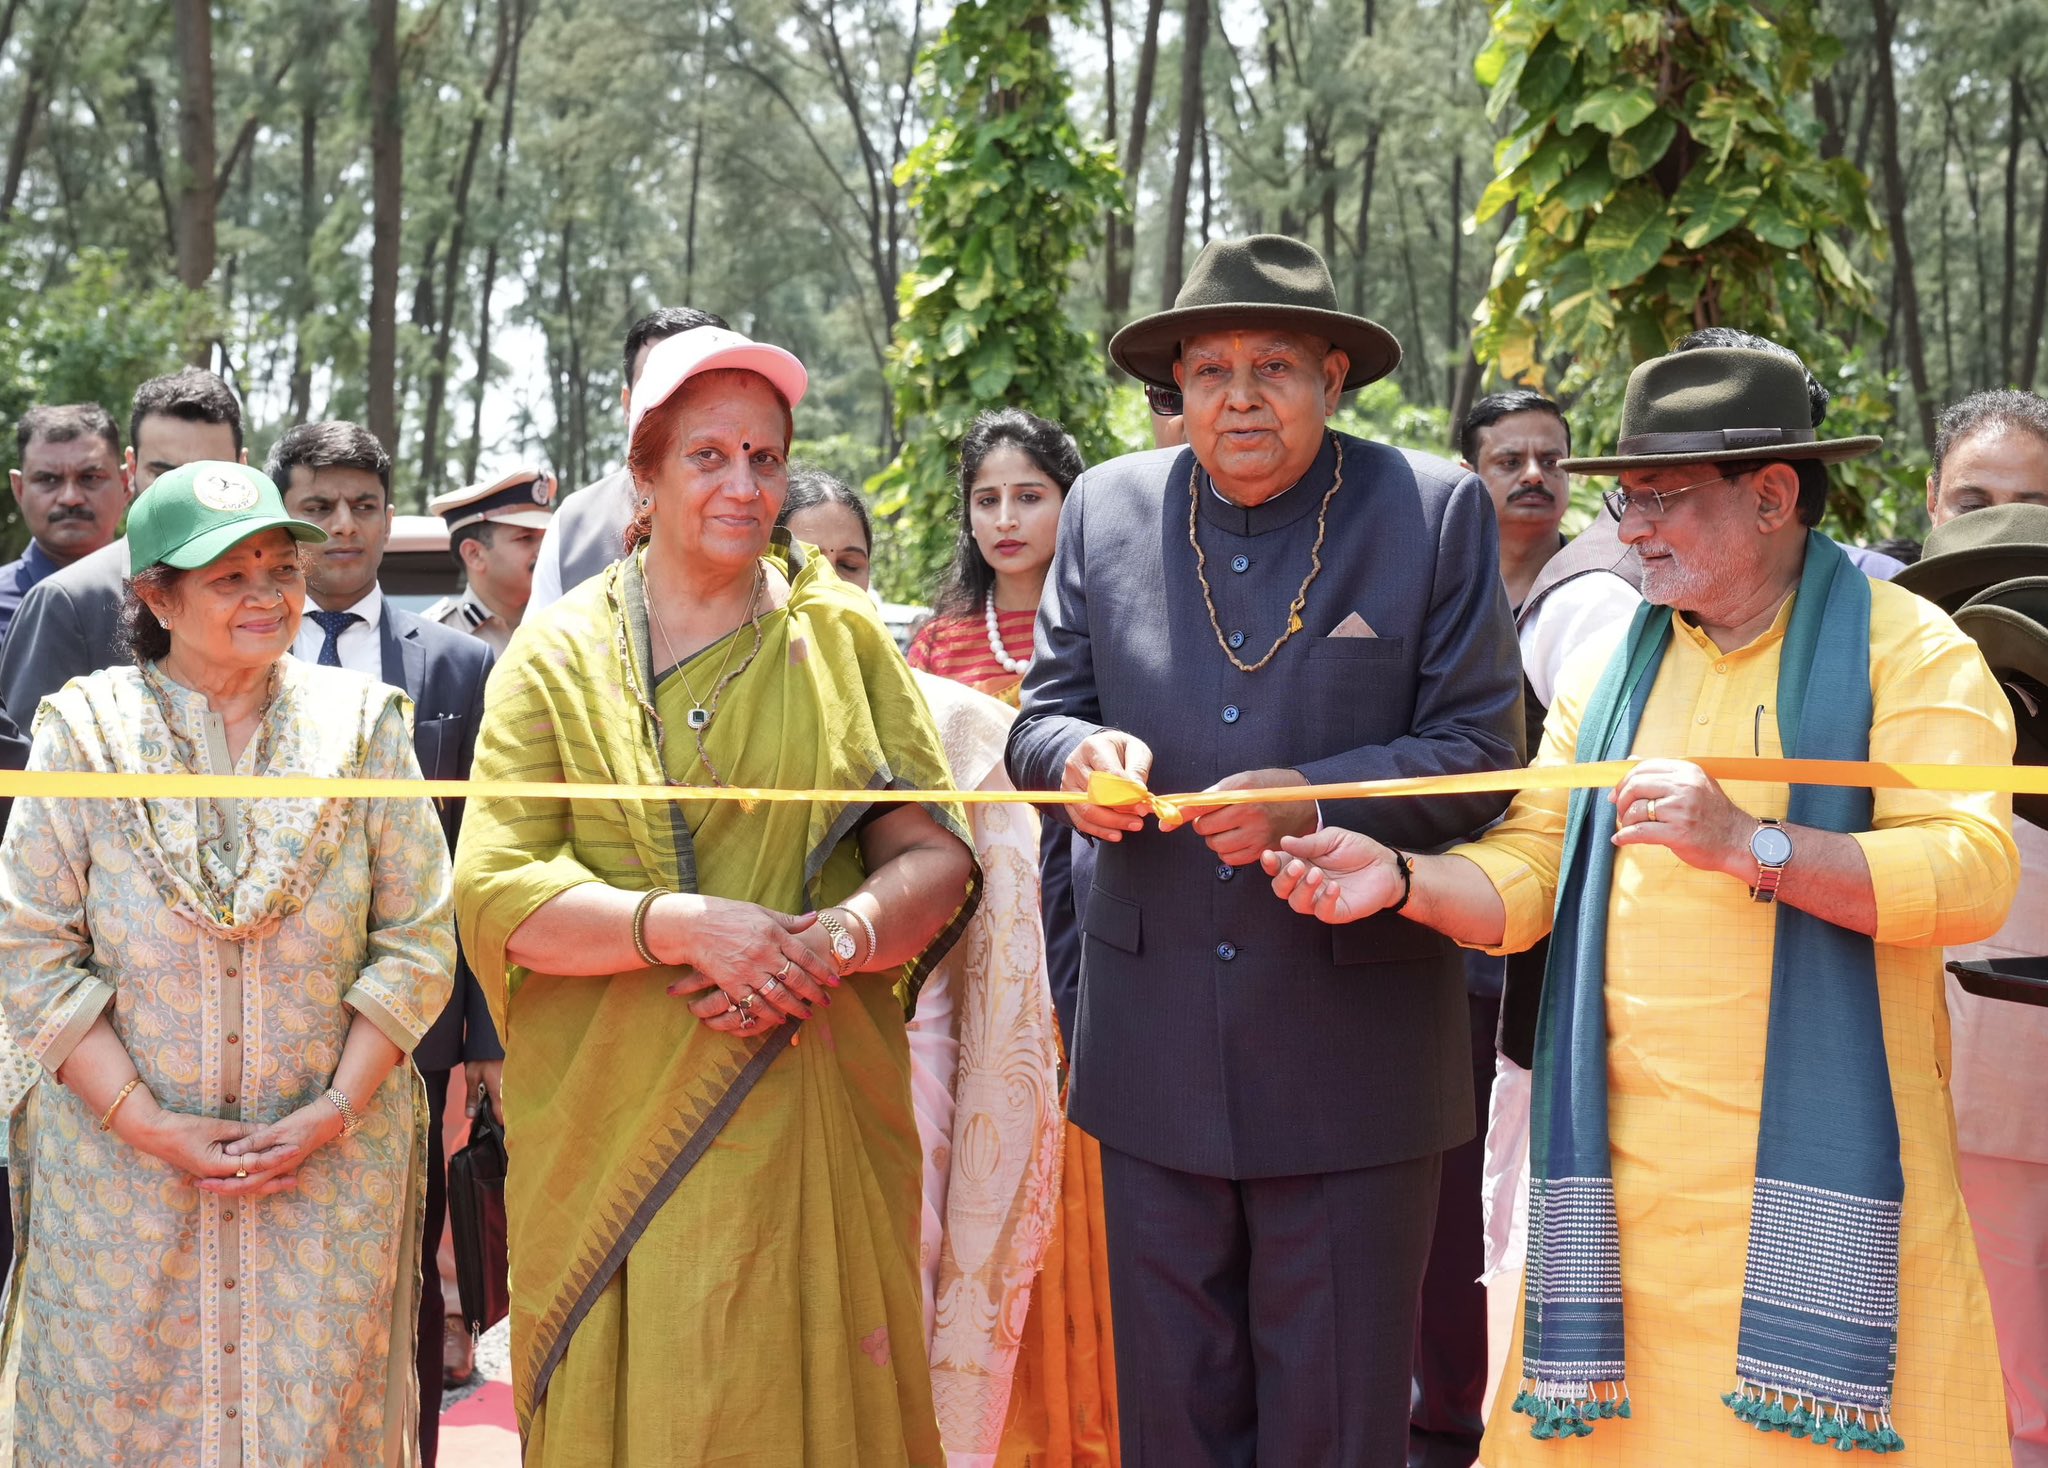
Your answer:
[842,907,878,967]
[98,1077,144,1132]
[1388,851,1415,915]
[324,1086,363,1137]
[631,887,672,969]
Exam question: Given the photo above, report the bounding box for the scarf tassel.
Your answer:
[1513,1379,1631,1439]
[1721,1384,1905,1454]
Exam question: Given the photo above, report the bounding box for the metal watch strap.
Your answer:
[816,910,856,975]
[1750,818,1787,904]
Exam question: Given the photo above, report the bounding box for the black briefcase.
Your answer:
[446,1080,510,1339]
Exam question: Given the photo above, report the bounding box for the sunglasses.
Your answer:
[1145,384,1184,417]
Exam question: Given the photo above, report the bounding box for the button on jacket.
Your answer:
[1007,434,1525,1179]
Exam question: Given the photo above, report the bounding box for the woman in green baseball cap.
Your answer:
[0,458,459,1462]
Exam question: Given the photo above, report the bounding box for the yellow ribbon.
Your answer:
[0,759,2042,813]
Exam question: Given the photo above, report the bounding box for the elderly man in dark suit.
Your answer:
[267,420,496,1463]
[1007,234,1524,1465]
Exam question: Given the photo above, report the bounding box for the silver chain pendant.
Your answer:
[686,706,712,731]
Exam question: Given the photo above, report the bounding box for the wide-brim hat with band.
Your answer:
[1559,347,1883,474]
[627,326,809,445]
[428,467,558,533]
[1108,234,1402,393]
[1893,502,2048,613]
[1952,574,2048,824]
[128,460,327,576]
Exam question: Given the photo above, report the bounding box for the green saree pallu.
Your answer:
[453,540,976,1466]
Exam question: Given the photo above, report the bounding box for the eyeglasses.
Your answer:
[1145,384,1184,417]
[1602,471,1746,522]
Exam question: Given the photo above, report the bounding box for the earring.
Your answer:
[639,496,652,511]
[157,618,171,630]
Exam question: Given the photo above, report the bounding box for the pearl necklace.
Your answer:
[984,590,1030,676]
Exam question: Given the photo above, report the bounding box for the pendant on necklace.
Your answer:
[687,707,712,731]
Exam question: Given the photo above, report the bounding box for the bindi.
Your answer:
[742,441,752,454]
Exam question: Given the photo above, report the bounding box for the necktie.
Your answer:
[306,609,363,667]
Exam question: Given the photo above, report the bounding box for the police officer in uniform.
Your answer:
[424,467,556,653]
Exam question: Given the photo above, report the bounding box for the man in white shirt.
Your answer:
[267,419,499,1464]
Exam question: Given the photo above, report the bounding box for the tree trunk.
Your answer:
[2004,70,2022,382]
[1351,129,1380,317]
[1110,0,1164,318]
[1937,107,1955,397]
[2024,118,2048,389]
[1869,0,1935,449]
[1160,0,1209,308]
[1444,151,1464,408]
[3,0,88,224]
[170,0,217,304]
[1390,158,1431,404]
[368,0,403,457]
[419,0,516,494]
[1099,0,1118,314]
[290,99,317,422]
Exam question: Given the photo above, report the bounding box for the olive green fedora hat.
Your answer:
[1108,234,1402,393]
[1894,502,2048,613]
[1560,347,1883,474]
[1952,574,2048,824]
[127,460,327,576]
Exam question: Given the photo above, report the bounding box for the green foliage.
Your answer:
[0,249,218,558]
[1467,0,1924,539]
[1471,1,1879,394]
[871,0,1126,601]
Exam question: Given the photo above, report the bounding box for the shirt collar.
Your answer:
[326,583,386,630]
[1194,433,1338,538]
[1672,586,1798,662]
[20,540,61,580]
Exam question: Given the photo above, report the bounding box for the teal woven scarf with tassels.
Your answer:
[1515,533,1906,1454]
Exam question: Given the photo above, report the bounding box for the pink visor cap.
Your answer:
[626,327,810,445]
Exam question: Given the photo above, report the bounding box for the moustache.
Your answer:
[44,505,99,522]
[1506,486,1555,504]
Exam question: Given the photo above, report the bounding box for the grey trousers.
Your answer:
[1099,1142,1441,1468]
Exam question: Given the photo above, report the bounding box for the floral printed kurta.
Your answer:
[0,659,455,1468]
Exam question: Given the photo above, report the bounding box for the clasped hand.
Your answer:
[1062,731,1315,865]
[657,895,841,1035]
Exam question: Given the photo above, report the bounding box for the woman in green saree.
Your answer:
[453,326,977,1466]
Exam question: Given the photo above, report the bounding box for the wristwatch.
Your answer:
[1749,818,1792,904]
[816,910,859,975]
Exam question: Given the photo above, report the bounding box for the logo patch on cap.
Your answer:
[532,477,553,506]
[193,468,259,512]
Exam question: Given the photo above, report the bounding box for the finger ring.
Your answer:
[737,1007,757,1029]
[1646,798,1659,820]
[761,975,784,996]
[776,957,793,979]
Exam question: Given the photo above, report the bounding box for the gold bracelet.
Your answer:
[324,1086,363,1137]
[98,1077,143,1132]
[632,888,672,969]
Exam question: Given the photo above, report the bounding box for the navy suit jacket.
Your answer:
[1006,434,1525,1179]
[379,606,501,1071]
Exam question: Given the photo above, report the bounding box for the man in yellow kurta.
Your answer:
[1259,346,2020,1466]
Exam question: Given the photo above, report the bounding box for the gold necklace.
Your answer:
[642,561,768,786]
[1187,434,1344,673]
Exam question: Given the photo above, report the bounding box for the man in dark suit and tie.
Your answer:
[267,420,495,1465]
[1006,235,1525,1465]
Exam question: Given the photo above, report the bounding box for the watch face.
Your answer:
[1751,825,1793,867]
[832,931,857,960]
